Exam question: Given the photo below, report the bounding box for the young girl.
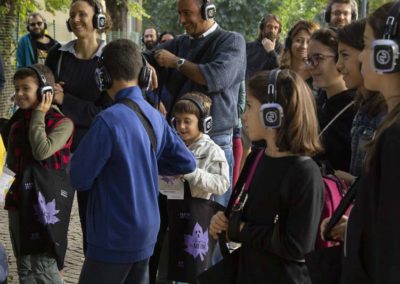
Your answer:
[341,2,400,283]
[321,20,387,243]
[306,28,356,172]
[209,69,324,283]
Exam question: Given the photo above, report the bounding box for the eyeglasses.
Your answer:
[331,10,351,17]
[29,22,43,27]
[303,53,336,68]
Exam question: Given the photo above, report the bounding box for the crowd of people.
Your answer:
[0,0,400,283]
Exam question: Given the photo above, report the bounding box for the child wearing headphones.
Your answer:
[2,64,73,284]
[341,2,400,282]
[163,91,229,282]
[209,69,324,283]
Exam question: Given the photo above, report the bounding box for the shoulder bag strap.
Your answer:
[319,101,354,137]
[118,99,157,152]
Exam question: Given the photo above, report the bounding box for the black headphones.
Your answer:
[371,1,400,74]
[259,69,284,129]
[172,95,213,134]
[324,0,358,23]
[26,66,54,101]
[26,14,47,32]
[259,14,282,34]
[201,0,216,20]
[66,0,106,32]
[95,55,152,91]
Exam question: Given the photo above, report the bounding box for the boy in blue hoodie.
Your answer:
[70,39,196,284]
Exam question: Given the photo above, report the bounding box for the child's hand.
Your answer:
[36,92,53,113]
[210,211,229,240]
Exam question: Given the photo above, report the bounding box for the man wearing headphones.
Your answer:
[143,27,159,51]
[145,0,245,208]
[245,14,282,83]
[70,39,195,284]
[325,0,358,28]
[17,12,57,68]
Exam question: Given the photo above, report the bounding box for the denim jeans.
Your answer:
[210,132,234,207]
[79,257,149,284]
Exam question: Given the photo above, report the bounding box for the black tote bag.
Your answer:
[166,183,225,283]
[18,162,74,269]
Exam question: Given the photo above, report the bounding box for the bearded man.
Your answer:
[17,12,58,68]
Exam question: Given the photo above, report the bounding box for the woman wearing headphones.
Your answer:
[209,69,324,283]
[45,0,112,256]
[280,20,319,83]
[341,2,400,283]
[306,28,357,172]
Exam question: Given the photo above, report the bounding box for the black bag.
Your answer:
[197,243,240,284]
[166,183,224,283]
[305,178,359,284]
[197,149,265,284]
[18,162,74,269]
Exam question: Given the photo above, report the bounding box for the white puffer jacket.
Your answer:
[183,134,229,200]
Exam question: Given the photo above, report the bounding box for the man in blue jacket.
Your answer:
[17,12,57,68]
[70,39,196,284]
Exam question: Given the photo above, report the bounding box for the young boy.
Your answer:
[164,91,229,282]
[3,64,73,284]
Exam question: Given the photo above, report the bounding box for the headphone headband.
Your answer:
[27,65,47,87]
[179,95,207,119]
[266,69,281,103]
[383,2,400,39]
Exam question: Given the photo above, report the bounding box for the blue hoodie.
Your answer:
[70,86,196,263]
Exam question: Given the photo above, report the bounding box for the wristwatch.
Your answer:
[176,58,185,71]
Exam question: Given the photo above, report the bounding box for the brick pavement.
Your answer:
[0,196,84,284]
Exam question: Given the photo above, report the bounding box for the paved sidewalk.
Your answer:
[0,196,84,284]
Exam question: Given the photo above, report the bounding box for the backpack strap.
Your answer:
[118,99,157,152]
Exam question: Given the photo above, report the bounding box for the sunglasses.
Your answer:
[29,22,43,27]
[303,53,336,68]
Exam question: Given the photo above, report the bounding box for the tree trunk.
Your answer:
[105,0,128,35]
[0,0,18,117]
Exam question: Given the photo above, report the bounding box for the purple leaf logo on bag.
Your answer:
[34,192,60,225]
[184,223,209,261]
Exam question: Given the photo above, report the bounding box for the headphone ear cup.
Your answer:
[202,116,213,134]
[325,7,331,23]
[66,20,72,32]
[259,103,284,129]
[93,13,106,30]
[201,3,216,20]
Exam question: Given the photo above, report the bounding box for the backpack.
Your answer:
[315,173,348,248]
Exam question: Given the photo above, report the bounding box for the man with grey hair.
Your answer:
[17,12,57,68]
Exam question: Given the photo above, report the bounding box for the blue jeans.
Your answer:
[79,257,149,284]
[210,132,233,208]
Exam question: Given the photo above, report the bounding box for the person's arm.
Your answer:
[157,122,196,176]
[375,131,400,282]
[198,33,246,93]
[16,37,26,68]
[154,49,206,85]
[0,54,5,92]
[183,147,229,196]
[29,93,73,161]
[70,116,112,191]
[29,110,73,161]
[237,80,246,117]
[239,161,324,260]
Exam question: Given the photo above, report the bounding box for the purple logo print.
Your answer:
[161,176,175,184]
[34,192,60,225]
[184,223,209,261]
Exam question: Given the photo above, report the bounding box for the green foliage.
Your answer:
[143,0,327,40]
[128,2,150,19]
